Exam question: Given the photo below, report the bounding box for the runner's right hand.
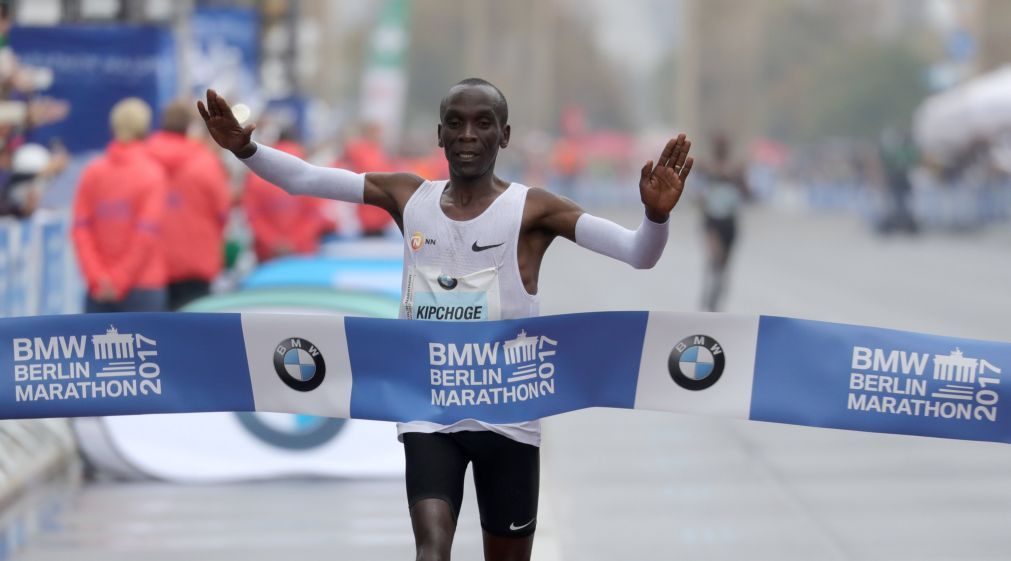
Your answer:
[197,89,256,157]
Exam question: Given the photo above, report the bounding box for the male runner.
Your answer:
[698,132,748,312]
[199,79,692,561]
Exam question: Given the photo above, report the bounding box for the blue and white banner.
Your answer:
[1,311,1009,445]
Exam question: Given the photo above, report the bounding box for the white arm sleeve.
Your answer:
[574,212,670,269]
[240,142,365,203]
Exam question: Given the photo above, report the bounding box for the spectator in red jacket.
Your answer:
[72,97,167,312]
[242,131,332,262]
[342,122,395,235]
[147,101,231,310]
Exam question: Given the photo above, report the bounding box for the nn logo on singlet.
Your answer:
[410,232,436,251]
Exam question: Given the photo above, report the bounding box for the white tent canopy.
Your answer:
[913,66,1011,162]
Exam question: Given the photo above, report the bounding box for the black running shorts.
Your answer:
[403,431,539,537]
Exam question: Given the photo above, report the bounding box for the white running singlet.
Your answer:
[397,180,542,446]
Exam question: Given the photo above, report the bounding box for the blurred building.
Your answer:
[978,0,1011,71]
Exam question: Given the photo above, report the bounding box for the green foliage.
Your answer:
[781,43,929,142]
[755,0,931,142]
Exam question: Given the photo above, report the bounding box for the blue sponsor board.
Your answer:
[9,25,177,154]
[345,311,648,424]
[751,316,1011,443]
[0,313,254,418]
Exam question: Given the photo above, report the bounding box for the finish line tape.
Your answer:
[2,311,1009,444]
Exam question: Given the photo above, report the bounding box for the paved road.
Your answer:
[16,206,1011,560]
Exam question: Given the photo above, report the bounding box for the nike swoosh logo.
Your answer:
[472,241,504,252]
[509,519,535,531]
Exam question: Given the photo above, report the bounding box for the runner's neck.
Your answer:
[442,175,510,219]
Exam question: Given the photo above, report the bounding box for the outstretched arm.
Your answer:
[533,135,693,269]
[197,89,421,219]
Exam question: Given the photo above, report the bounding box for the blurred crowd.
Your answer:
[0,5,69,219]
[778,129,1011,234]
[69,98,397,313]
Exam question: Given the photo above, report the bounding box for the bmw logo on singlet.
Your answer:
[667,335,725,390]
[273,337,326,392]
[437,274,459,290]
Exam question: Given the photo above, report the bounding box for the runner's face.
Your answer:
[438,86,510,179]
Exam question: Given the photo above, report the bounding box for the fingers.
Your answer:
[672,139,691,170]
[640,160,654,182]
[213,91,234,122]
[672,134,687,164]
[653,133,694,167]
[657,136,680,168]
[196,100,210,122]
[678,157,694,183]
[659,134,687,168]
[242,124,256,141]
[205,89,219,118]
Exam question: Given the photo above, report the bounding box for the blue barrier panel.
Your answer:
[0,222,12,318]
[37,217,68,316]
[8,222,29,318]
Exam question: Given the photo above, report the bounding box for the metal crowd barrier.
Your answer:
[0,419,80,560]
[0,212,84,558]
[0,211,83,319]
[0,420,77,498]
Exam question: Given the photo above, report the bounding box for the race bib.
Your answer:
[402,266,501,321]
[704,180,741,219]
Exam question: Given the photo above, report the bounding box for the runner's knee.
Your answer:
[482,530,534,561]
[410,498,456,560]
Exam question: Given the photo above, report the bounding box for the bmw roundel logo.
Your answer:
[273,338,326,392]
[668,335,725,391]
[437,274,458,290]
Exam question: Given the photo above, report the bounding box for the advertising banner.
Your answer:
[1,311,1008,446]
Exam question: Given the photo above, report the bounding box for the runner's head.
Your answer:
[711,131,730,163]
[438,78,510,180]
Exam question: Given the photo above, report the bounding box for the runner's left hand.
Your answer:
[639,134,693,223]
